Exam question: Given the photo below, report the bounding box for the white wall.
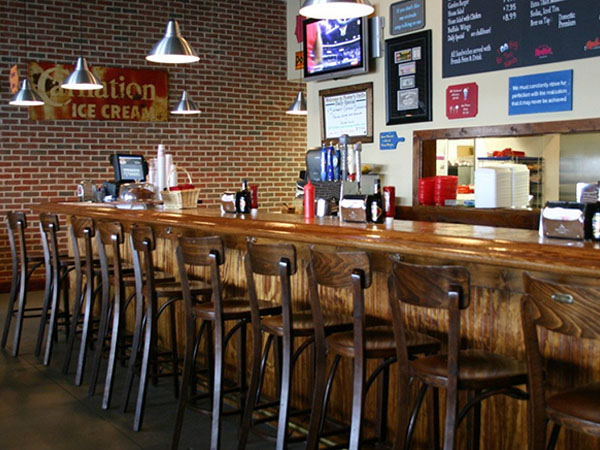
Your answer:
[287,1,600,205]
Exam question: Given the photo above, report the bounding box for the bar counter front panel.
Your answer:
[34,202,600,450]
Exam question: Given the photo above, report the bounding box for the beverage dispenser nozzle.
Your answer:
[354,142,362,193]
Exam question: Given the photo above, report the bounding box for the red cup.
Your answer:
[383,186,395,217]
[250,185,258,209]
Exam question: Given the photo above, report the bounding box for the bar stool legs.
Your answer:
[2,212,46,357]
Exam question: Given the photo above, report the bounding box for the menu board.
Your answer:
[443,0,600,78]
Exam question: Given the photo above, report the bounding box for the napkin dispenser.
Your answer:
[340,195,368,223]
[541,201,585,240]
[220,192,237,213]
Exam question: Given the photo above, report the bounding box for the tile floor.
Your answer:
[0,291,272,450]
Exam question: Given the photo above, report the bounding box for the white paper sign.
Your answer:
[323,91,368,138]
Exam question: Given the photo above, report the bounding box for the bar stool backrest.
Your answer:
[130,224,156,301]
[521,272,600,449]
[69,216,95,274]
[388,260,470,311]
[39,213,61,268]
[97,220,125,297]
[7,212,28,271]
[307,248,371,364]
[245,241,296,329]
[308,249,371,289]
[176,235,224,324]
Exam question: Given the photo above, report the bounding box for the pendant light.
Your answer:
[171,90,201,115]
[299,0,374,19]
[286,90,307,115]
[9,1,44,106]
[287,0,308,115]
[62,0,102,90]
[170,2,201,115]
[147,0,198,65]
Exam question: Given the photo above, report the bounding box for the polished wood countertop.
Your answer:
[34,202,600,277]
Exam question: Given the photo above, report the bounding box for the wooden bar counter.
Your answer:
[34,202,600,450]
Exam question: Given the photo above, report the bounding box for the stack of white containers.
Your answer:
[475,166,512,208]
[474,163,530,208]
[507,163,530,208]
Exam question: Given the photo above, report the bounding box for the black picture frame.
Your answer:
[385,29,432,125]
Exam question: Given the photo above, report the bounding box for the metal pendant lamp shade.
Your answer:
[10,79,44,106]
[147,19,199,64]
[62,57,103,90]
[299,0,374,19]
[171,90,201,115]
[286,90,307,115]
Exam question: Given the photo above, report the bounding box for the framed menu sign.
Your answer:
[385,30,432,125]
[319,83,373,144]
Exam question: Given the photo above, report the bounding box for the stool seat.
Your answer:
[410,349,527,390]
[155,280,211,298]
[546,382,600,430]
[194,298,280,321]
[328,325,439,359]
[262,310,351,337]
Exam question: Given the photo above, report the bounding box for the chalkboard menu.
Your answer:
[443,0,600,78]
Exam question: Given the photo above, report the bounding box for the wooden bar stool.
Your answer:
[2,212,46,357]
[305,249,439,450]
[120,225,210,432]
[171,235,280,450]
[35,213,75,366]
[521,272,600,449]
[388,260,528,450]
[238,241,354,450]
[62,217,101,385]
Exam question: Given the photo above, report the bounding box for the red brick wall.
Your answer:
[0,0,306,289]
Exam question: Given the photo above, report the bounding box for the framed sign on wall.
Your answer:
[319,82,373,144]
[385,30,432,125]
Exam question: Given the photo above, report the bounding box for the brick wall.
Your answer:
[0,0,306,289]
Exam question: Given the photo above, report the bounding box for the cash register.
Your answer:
[101,154,148,201]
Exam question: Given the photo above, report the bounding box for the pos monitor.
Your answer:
[111,154,147,182]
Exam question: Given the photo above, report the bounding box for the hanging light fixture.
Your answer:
[62,0,102,90]
[62,57,102,90]
[287,0,308,115]
[9,1,44,106]
[10,79,44,106]
[171,90,201,115]
[299,0,374,19]
[170,3,200,115]
[286,90,307,115]
[147,19,199,64]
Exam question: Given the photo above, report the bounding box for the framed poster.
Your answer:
[319,82,373,144]
[390,0,425,36]
[385,30,432,125]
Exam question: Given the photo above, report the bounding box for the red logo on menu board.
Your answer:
[446,82,478,120]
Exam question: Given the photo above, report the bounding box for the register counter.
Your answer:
[34,202,600,450]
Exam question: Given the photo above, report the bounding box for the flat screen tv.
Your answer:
[303,17,369,82]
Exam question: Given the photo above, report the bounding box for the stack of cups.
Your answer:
[434,176,458,206]
[418,177,436,205]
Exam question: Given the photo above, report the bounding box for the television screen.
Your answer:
[303,17,369,82]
